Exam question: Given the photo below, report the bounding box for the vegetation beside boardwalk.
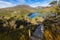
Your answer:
[0,0,60,40]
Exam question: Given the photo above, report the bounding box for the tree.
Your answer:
[49,1,57,5]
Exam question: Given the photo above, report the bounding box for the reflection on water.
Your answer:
[28,12,39,18]
[28,12,55,19]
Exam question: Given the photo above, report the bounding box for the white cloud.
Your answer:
[0,1,14,8]
[0,0,26,8]
[19,0,25,2]
[17,0,25,4]
[28,2,50,7]
[0,0,52,8]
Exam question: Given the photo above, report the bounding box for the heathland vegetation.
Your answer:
[0,0,60,40]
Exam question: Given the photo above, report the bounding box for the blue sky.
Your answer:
[0,0,55,8]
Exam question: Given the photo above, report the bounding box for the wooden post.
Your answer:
[57,0,59,4]
[28,29,31,38]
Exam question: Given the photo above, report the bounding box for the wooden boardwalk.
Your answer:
[30,24,44,40]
